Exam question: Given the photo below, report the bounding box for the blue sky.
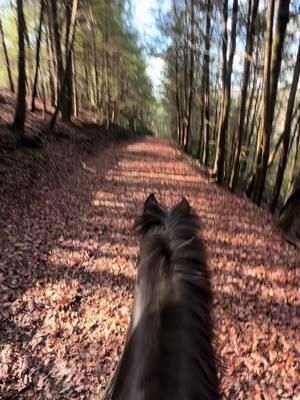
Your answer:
[132,0,171,94]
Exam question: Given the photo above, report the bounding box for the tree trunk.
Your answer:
[287,106,300,155]
[268,131,287,168]
[246,115,262,196]
[49,0,78,129]
[202,0,212,166]
[267,103,299,167]
[241,66,260,179]
[251,0,275,205]
[90,6,100,112]
[62,0,75,121]
[243,83,263,181]
[175,43,182,145]
[269,0,290,128]
[105,36,110,130]
[212,90,219,143]
[45,7,57,107]
[244,65,257,144]
[24,13,34,92]
[40,69,47,117]
[229,0,259,190]
[278,175,300,232]
[0,17,15,93]
[12,0,27,133]
[270,40,300,212]
[182,0,188,149]
[212,0,228,181]
[286,114,300,199]
[213,0,238,183]
[83,45,91,107]
[50,0,64,92]
[31,0,45,112]
[72,49,78,118]
[184,0,195,152]
[172,0,182,145]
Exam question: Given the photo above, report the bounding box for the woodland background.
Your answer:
[0,0,299,231]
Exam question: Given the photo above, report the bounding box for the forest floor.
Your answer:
[0,122,299,398]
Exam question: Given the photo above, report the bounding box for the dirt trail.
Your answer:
[0,137,298,399]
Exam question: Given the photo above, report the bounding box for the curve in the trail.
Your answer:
[0,137,298,399]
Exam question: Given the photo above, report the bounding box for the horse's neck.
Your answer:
[112,311,160,400]
[112,303,193,400]
[112,285,219,400]
[112,304,218,400]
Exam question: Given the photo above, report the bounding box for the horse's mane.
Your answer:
[106,194,220,400]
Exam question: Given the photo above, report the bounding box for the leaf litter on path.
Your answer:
[0,136,298,399]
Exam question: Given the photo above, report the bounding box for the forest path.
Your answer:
[0,137,298,399]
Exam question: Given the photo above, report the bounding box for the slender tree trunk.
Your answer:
[287,110,300,155]
[200,93,207,163]
[90,6,100,112]
[49,0,78,129]
[172,0,182,144]
[212,74,222,142]
[212,91,219,142]
[105,36,110,129]
[268,131,285,167]
[175,43,182,145]
[197,104,204,160]
[24,13,34,92]
[202,0,212,165]
[286,114,300,199]
[269,40,300,212]
[45,8,57,107]
[63,0,74,121]
[42,71,47,112]
[278,171,300,232]
[267,103,299,167]
[83,44,91,107]
[182,0,189,149]
[72,49,78,118]
[246,115,262,196]
[184,0,195,152]
[240,73,259,180]
[13,0,27,133]
[50,0,64,90]
[31,0,45,112]
[241,20,261,185]
[229,0,259,190]
[246,84,263,154]
[180,84,185,147]
[244,65,257,142]
[213,0,238,183]
[64,46,74,121]
[212,0,228,181]
[269,0,290,127]
[251,0,275,205]
[0,17,15,93]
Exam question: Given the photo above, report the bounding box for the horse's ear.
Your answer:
[176,196,191,214]
[135,193,165,235]
[144,193,159,212]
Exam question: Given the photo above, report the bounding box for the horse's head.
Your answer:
[132,194,199,329]
[135,193,192,236]
[108,194,220,400]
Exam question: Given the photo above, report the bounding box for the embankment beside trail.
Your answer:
[0,88,135,204]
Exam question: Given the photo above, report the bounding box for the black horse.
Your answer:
[102,194,220,400]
